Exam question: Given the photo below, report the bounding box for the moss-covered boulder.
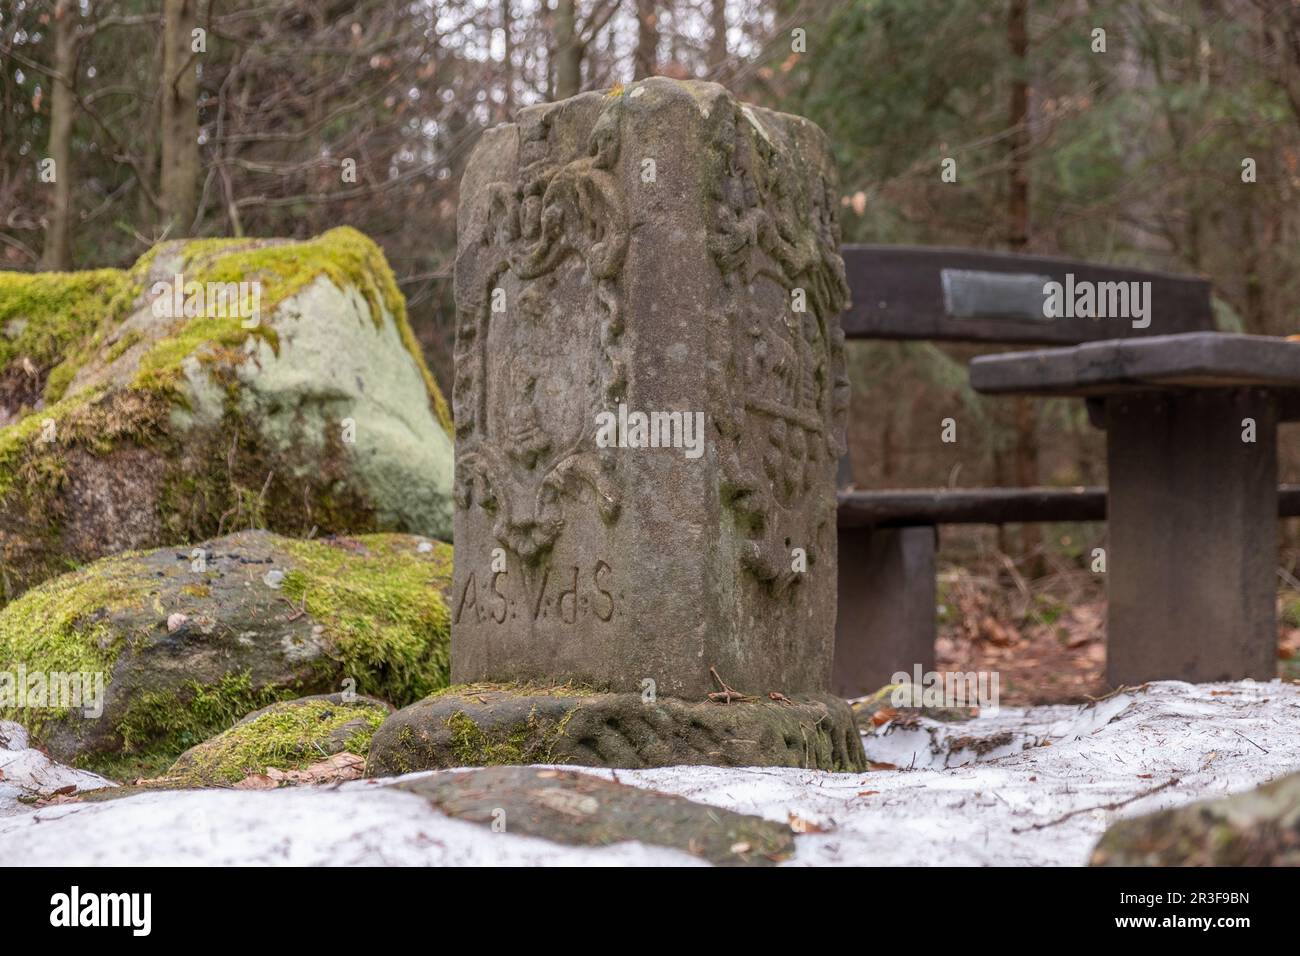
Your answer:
[0,227,453,601]
[163,693,391,787]
[0,529,452,778]
[1090,771,1300,866]
[366,683,868,775]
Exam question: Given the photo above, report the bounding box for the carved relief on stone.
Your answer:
[453,98,629,566]
[704,100,852,593]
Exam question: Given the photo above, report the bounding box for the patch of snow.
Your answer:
[1,680,1297,865]
[566,679,1300,865]
[0,785,703,866]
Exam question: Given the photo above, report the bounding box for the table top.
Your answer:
[970,332,1300,398]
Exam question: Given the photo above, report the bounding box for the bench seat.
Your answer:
[837,485,1300,528]
[831,485,1300,696]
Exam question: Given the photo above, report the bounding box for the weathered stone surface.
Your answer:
[366,683,867,774]
[0,529,452,776]
[1090,771,1300,866]
[0,228,453,603]
[394,765,795,865]
[163,692,391,786]
[451,79,850,699]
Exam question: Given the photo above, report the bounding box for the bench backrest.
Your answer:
[840,245,1213,346]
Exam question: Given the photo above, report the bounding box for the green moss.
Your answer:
[445,706,577,767]
[3,228,450,435]
[162,697,388,786]
[0,268,130,394]
[0,385,169,497]
[1282,596,1300,630]
[80,670,298,780]
[127,227,451,433]
[0,549,154,733]
[279,535,452,706]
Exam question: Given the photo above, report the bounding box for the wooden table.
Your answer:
[971,332,1300,685]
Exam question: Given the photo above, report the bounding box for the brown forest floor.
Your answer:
[934,541,1300,707]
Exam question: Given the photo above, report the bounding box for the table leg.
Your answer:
[832,525,936,697]
[1105,389,1277,684]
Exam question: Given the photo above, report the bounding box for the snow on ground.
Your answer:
[2,680,1297,866]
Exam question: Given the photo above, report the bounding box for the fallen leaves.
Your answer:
[233,752,365,790]
[870,707,897,727]
[788,812,830,834]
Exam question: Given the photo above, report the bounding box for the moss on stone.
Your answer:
[0,269,131,398]
[0,547,154,735]
[81,671,298,780]
[1,526,452,778]
[162,696,388,786]
[444,705,577,766]
[0,384,171,504]
[279,535,453,706]
[1,228,454,603]
[124,226,452,434]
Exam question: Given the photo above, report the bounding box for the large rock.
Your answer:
[0,228,453,602]
[451,78,850,699]
[366,683,867,774]
[1091,771,1300,866]
[0,530,452,777]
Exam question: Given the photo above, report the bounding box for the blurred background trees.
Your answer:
[3,0,1299,568]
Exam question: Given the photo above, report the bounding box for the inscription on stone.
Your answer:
[454,560,621,626]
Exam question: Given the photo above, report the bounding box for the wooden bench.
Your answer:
[831,246,1297,695]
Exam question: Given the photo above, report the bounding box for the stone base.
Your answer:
[366,684,868,775]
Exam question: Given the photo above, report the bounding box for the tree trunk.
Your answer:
[160,0,200,237]
[554,0,582,99]
[1006,0,1042,575]
[41,0,75,270]
[1007,0,1029,252]
[500,0,514,119]
[634,0,658,80]
[708,0,728,81]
